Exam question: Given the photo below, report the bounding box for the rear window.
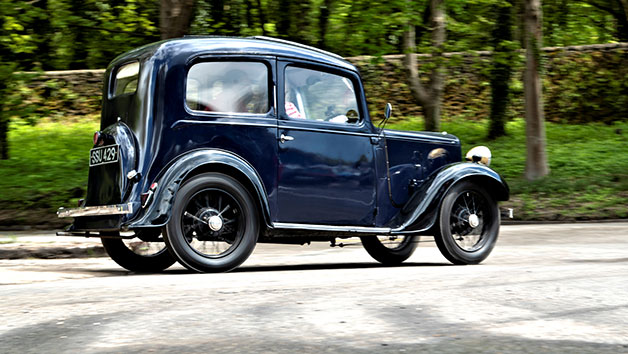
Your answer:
[112,61,139,97]
[186,61,269,114]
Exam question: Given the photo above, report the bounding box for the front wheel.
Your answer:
[163,173,259,273]
[434,181,500,265]
[361,235,419,265]
[101,231,176,272]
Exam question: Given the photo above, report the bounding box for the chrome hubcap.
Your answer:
[208,215,223,231]
[468,213,480,228]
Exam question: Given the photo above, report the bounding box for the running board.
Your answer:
[272,222,391,234]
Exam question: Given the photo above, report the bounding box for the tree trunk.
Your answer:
[319,0,332,49]
[488,0,514,139]
[160,0,196,39]
[423,103,440,132]
[70,0,88,69]
[403,0,445,132]
[256,0,267,36]
[523,0,550,180]
[277,0,291,40]
[0,80,7,159]
[0,113,7,160]
[616,0,628,41]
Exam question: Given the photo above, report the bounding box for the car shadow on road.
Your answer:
[27,261,452,278]
[231,262,452,273]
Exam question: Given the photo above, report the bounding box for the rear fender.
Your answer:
[391,162,509,234]
[128,149,270,228]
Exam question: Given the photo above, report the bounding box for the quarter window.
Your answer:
[113,61,139,97]
[186,61,269,114]
[284,66,360,124]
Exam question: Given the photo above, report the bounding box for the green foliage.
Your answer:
[545,50,628,123]
[543,1,618,46]
[0,118,98,210]
[352,48,627,127]
[3,73,102,126]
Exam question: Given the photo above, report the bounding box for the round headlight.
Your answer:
[465,146,492,166]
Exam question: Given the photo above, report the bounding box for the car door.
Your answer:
[275,60,377,226]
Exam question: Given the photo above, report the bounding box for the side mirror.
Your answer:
[378,103,393,135]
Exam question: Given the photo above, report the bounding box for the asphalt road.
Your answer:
[1,223,627,353]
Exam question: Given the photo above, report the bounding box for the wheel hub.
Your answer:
[468,213,480,228]
[207,215,223,231]
[195,208,224,233]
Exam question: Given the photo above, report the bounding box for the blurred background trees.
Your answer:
[1,0,624,71]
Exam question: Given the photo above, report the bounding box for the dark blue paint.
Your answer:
[390,162,509,233]
[130,148,273,228]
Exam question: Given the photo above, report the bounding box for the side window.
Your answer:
[113,61,139,97]
[186,61,269,114]
[284,66,360,124]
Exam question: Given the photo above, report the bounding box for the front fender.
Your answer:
[127,149,270,229]
[391,162,509,234]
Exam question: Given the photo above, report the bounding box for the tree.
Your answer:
[580,0,628,42]
[404,0,446,132]
[488,0,516,139]
[318,0,333,49]
[0,0,42,160]
[523,0,550,180]
[160,0,196,39]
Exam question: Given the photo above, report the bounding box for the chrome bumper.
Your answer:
[57,203,133,218]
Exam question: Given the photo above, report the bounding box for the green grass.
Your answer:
[0,116,626,225]
[0,118,98,212]
[389,118,628,220]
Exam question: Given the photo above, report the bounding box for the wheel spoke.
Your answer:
[179,187,245,258]
[204,193,211,208]
[449,190,491,252]
[184,211,206,225]
[218,204,231,217]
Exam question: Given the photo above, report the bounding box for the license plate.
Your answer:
[89,144,119,167]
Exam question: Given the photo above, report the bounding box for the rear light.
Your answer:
[140,193,150,206]
[93,131,101,145]
[141,182,158,208]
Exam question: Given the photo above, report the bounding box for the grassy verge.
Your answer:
[0,116,626,228]
[0,117,99,228]
[389,118,628,220]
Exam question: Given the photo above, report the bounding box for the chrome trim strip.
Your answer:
[171,119,277,130]
[278,124,374,138]
[273,222,391,234]
[57,203,134,218]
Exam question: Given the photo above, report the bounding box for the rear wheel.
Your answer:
[101,230,175,272]
[163,173,259,273]
[361,235,419,265]
[434,181,500,265]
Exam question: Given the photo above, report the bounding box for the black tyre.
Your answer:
[163,173,259,273]
[101,231,176,272]
[434,181,500,265]
[361,235,419,265]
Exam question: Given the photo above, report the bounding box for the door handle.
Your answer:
[279,133,294,143]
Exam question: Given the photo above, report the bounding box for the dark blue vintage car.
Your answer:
[58,36,509,273]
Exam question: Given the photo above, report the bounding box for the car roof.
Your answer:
[114,36,357,72]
